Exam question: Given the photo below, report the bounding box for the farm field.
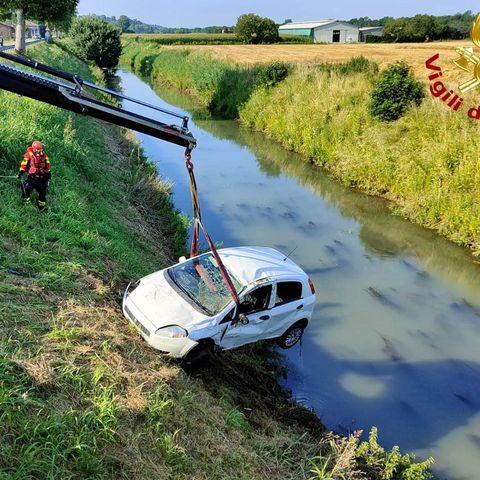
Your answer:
[169,40,469,81]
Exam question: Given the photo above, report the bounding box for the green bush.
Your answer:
[69,16,122,69]
[336,56,379,75]
[256,62,290,87]
[365,34,392,43]
[369,61,424,121]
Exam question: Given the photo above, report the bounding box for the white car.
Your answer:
[122,246,316,365]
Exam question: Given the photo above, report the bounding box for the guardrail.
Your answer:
[0,39,43,52]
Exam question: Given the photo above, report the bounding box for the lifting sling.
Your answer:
[184,148,240,306]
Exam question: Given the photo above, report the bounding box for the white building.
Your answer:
[359,26,384,42]
[279,20,359,44]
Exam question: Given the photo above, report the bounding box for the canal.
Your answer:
[118,68,480,480]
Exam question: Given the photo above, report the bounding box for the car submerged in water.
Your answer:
[122,246,316,365]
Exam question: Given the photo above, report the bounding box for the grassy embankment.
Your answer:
[121,37,480,255]
[0,42,332,479]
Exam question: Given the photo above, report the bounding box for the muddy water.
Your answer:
[118,69,480,480]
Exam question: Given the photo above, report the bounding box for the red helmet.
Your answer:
[32,140,43,152]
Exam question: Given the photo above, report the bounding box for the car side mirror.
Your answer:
[237,313,249,325]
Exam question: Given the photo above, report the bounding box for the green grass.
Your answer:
[120,39,264,118]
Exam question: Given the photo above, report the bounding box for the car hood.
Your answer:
[128,270,207,331]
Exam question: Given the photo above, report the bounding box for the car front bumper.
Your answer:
[122,283,198,359]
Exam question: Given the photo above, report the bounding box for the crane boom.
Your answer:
[0,51,196,149]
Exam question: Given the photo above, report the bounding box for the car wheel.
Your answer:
[276,322,305,349]
[180,342,212,369]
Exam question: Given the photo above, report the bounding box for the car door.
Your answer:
[263,280,305,339]
[219,283,273,350]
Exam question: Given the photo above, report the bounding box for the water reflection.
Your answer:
[189,117,480,300]
[118,70,480,480]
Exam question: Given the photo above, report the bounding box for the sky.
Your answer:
[76,0,480,28]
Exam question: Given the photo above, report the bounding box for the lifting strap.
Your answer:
[184,148,240,306]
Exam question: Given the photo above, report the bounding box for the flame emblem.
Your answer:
[454,14,480,93]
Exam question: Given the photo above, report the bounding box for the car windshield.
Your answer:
[168,253,244,315]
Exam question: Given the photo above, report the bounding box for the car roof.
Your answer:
[217,246,306,286]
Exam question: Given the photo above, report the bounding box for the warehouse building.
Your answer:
[359,26,384,42]
[279,20,359,43]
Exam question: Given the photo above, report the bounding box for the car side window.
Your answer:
[219,308,235,324]
[275,281,302,306]
[239,285,272,314]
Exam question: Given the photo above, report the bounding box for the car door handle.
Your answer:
[296,304,304,310]
[259,315,270,320]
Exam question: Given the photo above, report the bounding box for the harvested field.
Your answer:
[170,40,471,81]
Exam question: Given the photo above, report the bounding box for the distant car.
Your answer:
[122,246,316,365]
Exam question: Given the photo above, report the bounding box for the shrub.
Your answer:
[369,61,425,121]
[317,56,379,77]
[256,62,290,88]
[69,16,122,69]
[336,56,379,75]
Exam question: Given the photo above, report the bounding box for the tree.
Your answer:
[0,0,78,54]
[383,18,409,41]
[235,13,279,44]
[116,15,131,33]
[383,15,452,42]
[69,16,122,70]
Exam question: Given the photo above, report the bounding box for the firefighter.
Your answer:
[17,140,51,211]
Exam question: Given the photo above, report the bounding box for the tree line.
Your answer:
[94,14,234,34]
[348,11,475,42]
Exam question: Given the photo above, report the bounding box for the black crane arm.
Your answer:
[0,51,197,149]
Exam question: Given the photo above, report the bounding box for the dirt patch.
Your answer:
[196,346,325,436]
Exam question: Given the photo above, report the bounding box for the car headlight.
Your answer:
[155,325,188,338]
